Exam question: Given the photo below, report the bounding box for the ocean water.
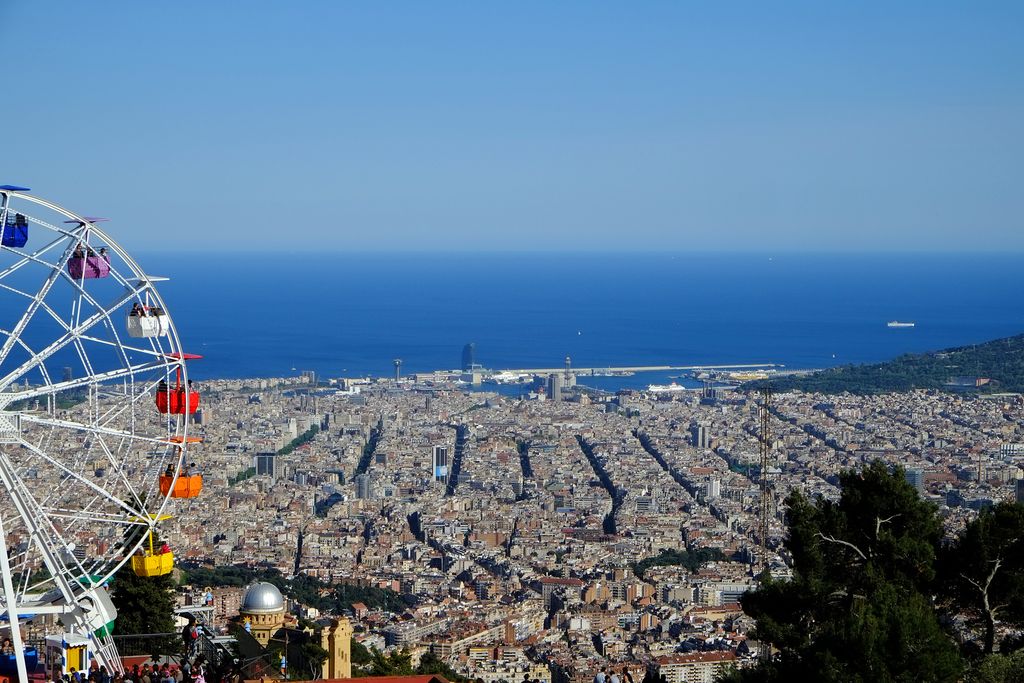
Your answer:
[133,252,1024,390]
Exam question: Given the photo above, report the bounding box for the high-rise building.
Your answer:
[691,424,709,449]
[1015,478,1024,504]
[461,343,476,371]
[905,468,925,494]
[62,367,73,382]
[547,373,563,402]
[254,452,277,481]
[432,445,449,485]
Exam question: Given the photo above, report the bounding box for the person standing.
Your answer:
[609,669,621,683]
[594,667,607,683]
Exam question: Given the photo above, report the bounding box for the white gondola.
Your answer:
[126,311,168,338]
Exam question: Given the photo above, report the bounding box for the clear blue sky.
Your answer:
[1,2,1021,252]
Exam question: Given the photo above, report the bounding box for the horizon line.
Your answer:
[130,248,1024,256]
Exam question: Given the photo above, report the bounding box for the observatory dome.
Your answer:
[241,582,285,614]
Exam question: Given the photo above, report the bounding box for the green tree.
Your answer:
[363,648,414,677]
[300,641,329,676]
[939,502,1024,655]
[725,461,963,682]
[350,638,372,666]
[969,650,1024,683]
[110,562,178,656]
[417,651,470,682]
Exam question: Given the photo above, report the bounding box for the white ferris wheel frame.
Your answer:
[0,188,194,679]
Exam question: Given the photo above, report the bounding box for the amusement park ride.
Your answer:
[0,186,203,680]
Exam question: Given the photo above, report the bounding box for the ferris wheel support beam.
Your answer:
[0,514,29,683]
[0,457,120,674]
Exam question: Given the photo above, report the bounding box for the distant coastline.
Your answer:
[117,252,1024,388]
[747,333,1024,395]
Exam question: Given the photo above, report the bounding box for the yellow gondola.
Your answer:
[131,514,174,577]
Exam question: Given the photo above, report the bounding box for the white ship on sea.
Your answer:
[647,382,686,393]
[887,320,915,328]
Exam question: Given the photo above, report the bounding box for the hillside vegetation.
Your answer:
[748,333,1024,394]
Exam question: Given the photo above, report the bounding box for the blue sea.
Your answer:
[138,252,1024,391]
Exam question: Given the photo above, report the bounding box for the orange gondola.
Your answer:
[159,473,203,498]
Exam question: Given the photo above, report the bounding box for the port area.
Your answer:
[483,363,801,383]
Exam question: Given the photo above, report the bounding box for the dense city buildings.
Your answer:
[149,374,1024,680]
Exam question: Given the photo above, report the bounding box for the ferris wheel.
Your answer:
[0,186,200,679]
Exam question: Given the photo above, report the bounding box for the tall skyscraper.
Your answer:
[461,343,476,371]
[547,373,563,402]
[432,445,449,485]
[905,468,925,494]
[691,424,709,449]
[254,452,277,481]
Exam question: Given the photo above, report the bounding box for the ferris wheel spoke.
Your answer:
[0,289,145,392]
[78,333,173,361]
[41,507,149,527]
[0,241,77,368]
[18,413,174,448]
[86,432,155,514]
[0,229,75,282]
[92,380,160,433]
[15,440,145,521]
[20,412,168,515]
[5,358,179,405]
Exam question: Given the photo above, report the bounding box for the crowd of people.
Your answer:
[44,622,245,683]
[54,658,217,683]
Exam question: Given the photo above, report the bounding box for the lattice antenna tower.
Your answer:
[759,386,773,573]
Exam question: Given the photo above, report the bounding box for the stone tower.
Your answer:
[320,617,353,680]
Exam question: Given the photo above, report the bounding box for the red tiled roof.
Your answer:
[539,577,584,586]
[288,677,449,683]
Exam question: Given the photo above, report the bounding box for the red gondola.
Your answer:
[156,357,202,415]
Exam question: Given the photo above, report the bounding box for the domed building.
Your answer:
[239,581,286,646]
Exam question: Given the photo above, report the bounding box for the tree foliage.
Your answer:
[350,638,372,666]
[180,563,407,612]
[970,650,1024,683]
[110,562,178,656]
[352,648,468,681]
[747,333,1024,394]
[278,424,320,456]
[939,502,1024,655]
[631,547,725,579]
[728,461,963,682]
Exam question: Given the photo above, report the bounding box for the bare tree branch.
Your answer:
[875,514,900,539]
[816,532,867,561]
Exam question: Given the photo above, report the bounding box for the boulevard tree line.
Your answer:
[720,462,1024,683]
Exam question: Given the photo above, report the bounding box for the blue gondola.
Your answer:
[1,213,28,248]
[0,647,39,676]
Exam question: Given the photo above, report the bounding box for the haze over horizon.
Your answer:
[1,2,1021,254]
